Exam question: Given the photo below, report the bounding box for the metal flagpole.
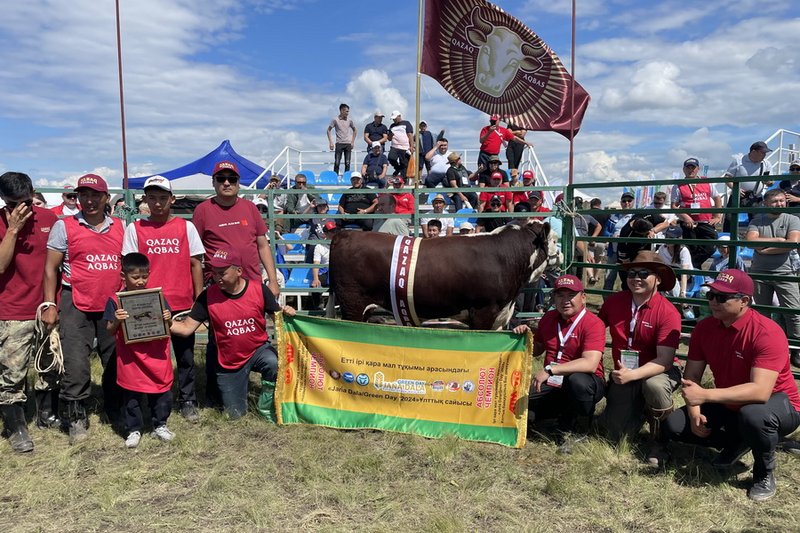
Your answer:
[568,0,576,186]
[414,0,424,187]
[115,0,130,193]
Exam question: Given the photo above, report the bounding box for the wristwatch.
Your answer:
[544,364,554,376]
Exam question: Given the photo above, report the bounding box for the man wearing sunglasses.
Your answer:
[662,269,800,501]
[598,251,682,467]
[0,172,59,452]
[671,157,723,268]
[778,160,800,207]
[51,185,80,217]
[513,275,606,454]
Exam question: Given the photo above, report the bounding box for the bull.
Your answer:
[329,221,553,330]
[466,7,547,97]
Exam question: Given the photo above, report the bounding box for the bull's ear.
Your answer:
[466,29,487,46]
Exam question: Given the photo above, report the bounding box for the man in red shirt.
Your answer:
[599,251,682,466]
[0,172,59,452]
[387,176,414,215]
[171,248,295,420]
[42,174,124,444]
[662,269,800,501]
[122,176,205,422]
[478,173,513,213]
[514,275,606,453]
[477,114,532,172]
[50,185,80,217]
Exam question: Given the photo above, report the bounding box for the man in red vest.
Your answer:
[122,176,205,422]
[42,174,123,444]
[171,248,295,420]
[670,157,723,268]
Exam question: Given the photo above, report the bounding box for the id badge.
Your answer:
[690,202,700,209]
[546,363,563,387]
[620,350,640,370]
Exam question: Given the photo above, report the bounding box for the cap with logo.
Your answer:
[213,160,240,177]
[554,274,584,292]
[390,176,404,185]
[522,170,535,180]
[208,248,241,269]
[143,175,172,193]
[75,174,109,194]
[490,172,503,181]
[621,191,635,200]
[703,268,754,296]
[323,220,337,232]
[490,195,503,205]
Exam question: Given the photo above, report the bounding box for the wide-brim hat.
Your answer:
[620,250,676,291]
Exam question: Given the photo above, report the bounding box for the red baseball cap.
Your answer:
[490,114,500,121]
[554,274,584,292]
[74,174,108,194]
[522,170,535,180]
[208,248,241,269]
[323,220,337,231]
[490,172,503,181]
[212,160,240,177]
[703,269,754,296]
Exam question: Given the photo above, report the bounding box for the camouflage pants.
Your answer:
[0,319,60,405]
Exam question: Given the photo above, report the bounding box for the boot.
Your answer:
[67,400,89,445]
[256,380,277,424]
[748,452,777,501]
[645,404,674,468]
[35,389,62,429]
[1,404,34,453]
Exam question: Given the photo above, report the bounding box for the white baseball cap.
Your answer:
[390,110,402,119]
[143,175,172,193]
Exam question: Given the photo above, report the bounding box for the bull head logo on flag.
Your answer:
[421,0,590,139]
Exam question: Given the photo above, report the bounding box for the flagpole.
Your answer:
[568,0,576,186]
[115,0,129,192]
[414,0,424,187]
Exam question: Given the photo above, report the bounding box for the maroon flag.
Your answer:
[421,0,590,139]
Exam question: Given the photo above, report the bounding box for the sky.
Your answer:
[0,0,798,199]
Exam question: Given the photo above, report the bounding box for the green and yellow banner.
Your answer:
[275,314,532,448]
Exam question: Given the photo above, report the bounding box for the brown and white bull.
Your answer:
[329,221,553,330]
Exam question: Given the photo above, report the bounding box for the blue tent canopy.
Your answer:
[128,140,268,190]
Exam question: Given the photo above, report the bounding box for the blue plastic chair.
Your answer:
[454,208,478,227]
[279,233,305,257]
[319,170,339,185]
[298,170,315,185]
[686,275,705,298]
[341,170,352,184]
[286,267,313,288]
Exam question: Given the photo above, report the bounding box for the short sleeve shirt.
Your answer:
[329,117,356,144]
[724,155,773,193]
[188,281,280,324]
[479,126,514,154]
[747,213,800,273]
[389,121,413,150]
[537,308,606,378]
[688,309,800,411]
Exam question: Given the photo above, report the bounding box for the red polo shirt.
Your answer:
[537,308,606,378]
[599,290,681,368]
[688,308,800,412]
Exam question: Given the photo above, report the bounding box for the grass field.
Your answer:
[2,349,800,533]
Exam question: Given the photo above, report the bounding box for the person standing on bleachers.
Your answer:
[326,103,356,176]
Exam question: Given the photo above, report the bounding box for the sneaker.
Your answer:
[180,402,200,423]
[68,418,89,445]
[747,471,776,501]
[125,431,141,449]
[712,443,751,469]
[152,425,175,442]
[777,440,800,455]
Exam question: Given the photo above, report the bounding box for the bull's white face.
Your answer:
[475,27,525,98]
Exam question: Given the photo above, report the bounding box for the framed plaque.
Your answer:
[116,288,169,344]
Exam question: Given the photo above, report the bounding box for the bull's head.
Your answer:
[466,8,547,98]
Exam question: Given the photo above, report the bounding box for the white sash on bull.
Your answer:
[389,236,423,326]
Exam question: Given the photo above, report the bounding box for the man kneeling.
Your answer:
[171,248,295,420]
[514,275,606,453]
[662,269,800,501]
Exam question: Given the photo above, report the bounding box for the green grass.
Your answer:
[3,335,800,531]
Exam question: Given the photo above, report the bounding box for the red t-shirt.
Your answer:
[391,192,415,215]
[479,126,514,154]
[599,290,681,368]
[536,308,606,378]
[479,185,513,212]
[134,218,194,311]
[688,308,800,411]
[192,197,268,282]
[0,206,58,320]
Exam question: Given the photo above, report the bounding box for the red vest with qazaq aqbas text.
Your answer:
[676,182,713,222]
[207,282,268,370]
[113,296,173,393]
[135,218,193,311]
[63,216,123,312]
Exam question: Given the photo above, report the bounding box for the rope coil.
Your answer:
[33,302,64,375]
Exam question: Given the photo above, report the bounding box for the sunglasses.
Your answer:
[215,175,239,184]
[706,291,744,303]
[295,181,307,185]
[621,199,633,203]
[790,166,800,172]
[626,269,653,280]
[4,198,33,210]
[65,193,78,200]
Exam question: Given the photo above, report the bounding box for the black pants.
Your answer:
[529,373,605,430]
[506,142,525,171]
[477,151,496,172]
[663,393,800,476]
[171,326,196,406]
[388,148,410,178]
[681,221,717,268]
[58,288,121,417]
[205,334,221,407]
[333,143,352,174]
[122,388,172,433]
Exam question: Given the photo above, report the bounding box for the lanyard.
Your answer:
[556,308,587,361]
[628,299,647,349]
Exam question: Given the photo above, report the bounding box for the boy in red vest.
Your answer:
[122,176,204,422]
[170,248,295,420]
[42,173,123,444]
[105,253,174,448]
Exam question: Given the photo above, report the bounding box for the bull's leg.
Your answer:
[468,306,501,330]
[338,295,375,323]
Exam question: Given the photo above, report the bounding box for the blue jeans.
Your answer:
[217,343,278,419]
